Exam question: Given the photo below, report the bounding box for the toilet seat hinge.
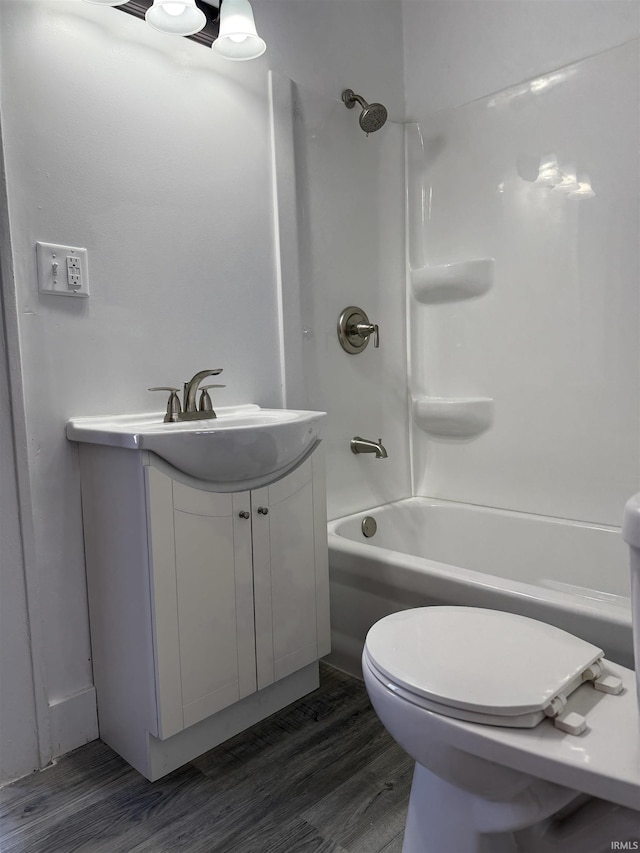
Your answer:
[581,658,604,683]
[544,694,567,718]
[593,673,623,695]
[544,694,587,734]
[581,657,623,695]
[553,710,588,735]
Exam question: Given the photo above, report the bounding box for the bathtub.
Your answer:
[327,497,633,675]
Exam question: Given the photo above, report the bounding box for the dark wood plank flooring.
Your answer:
[0,666,411,853]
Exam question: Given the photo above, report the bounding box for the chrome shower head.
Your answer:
[342,89,388,134]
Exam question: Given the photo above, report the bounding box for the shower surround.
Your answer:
[407,40,640,527]
[280,40,640,674]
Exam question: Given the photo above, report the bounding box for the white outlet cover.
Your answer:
[36,241,90,297]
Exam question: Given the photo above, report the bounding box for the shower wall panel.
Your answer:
[276,76,410,520]
[407,40,640,526]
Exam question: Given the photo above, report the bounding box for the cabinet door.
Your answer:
[146,466,256,737]
[252,453,330,689]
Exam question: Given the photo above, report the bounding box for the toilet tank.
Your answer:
[622,492,640,713]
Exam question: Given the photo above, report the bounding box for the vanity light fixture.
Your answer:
[212,0,266,61]
[84,0,266,59]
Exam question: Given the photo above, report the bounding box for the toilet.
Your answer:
[362,494,640,853]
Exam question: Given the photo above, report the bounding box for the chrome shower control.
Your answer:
[338,306,380,354]
[357,322,379,347]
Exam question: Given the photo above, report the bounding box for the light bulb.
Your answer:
[553,165,579,194]
[568,174,596,200]
[164,3,186,15]
[536,153,561,187]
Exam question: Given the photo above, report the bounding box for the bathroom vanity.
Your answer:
[68,405,329,780]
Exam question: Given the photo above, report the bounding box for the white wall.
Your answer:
[402,0,640,118]
[263,0,405,118]
[1,0,281,761]
[0,363,39,787]
[0,0,404,777]
[0,155,41,783]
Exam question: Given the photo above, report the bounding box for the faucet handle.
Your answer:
[199,384,226,413]
[356,322,379,348]
[148,387,182,423]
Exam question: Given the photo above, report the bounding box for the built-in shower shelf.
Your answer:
[411,258,494,303]
[412,396,494,438]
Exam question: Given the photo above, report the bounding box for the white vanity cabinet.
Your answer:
[77,444,329,781]
[146,455,328,738]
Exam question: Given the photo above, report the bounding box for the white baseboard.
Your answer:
[48,687,99,759]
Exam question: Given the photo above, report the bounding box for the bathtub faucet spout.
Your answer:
[351,436,388,458]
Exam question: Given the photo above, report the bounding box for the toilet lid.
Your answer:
[365,607,604,717]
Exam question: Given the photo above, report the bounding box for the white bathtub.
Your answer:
[327,497,633,674]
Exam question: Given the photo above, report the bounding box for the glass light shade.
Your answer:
[145,0,206,35]
[213,0,266,60]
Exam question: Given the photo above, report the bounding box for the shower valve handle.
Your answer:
[356,322,379,348]
[337,306,379,354]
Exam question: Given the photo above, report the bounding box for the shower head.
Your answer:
[342,89,388,134]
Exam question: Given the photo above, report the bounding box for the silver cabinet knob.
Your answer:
[238,511,250,519]
[257,506,269,515]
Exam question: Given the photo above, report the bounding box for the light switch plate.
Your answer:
[36,242,90,297]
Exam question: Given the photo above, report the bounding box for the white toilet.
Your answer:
[362,494,640,853]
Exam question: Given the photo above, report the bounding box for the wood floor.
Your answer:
[0,665,412,853]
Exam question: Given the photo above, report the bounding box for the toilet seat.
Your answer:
[364,607,622,733]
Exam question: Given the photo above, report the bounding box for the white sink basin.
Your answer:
[66,404,326,488]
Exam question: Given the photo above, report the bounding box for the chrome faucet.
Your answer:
[149,369,224,422]
[183,369,223,418]
[350,436,388,458]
